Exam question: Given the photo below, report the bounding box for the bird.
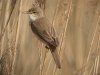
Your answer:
[24,4,61,69]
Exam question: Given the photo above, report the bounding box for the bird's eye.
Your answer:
[33,11,37,13]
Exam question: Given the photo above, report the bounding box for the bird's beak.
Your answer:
[22,11,30,14]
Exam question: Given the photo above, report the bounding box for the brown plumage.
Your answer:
[25,4,61,68]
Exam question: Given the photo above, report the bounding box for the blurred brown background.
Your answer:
[0,0,100,75]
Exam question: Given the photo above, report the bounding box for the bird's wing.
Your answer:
[30,17,57,46]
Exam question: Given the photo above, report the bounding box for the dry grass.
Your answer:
[0,0,100,75]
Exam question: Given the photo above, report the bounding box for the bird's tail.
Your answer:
[51,50,61,69]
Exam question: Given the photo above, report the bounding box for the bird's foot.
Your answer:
[45,45,50,49]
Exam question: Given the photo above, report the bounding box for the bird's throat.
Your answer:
[29,14,38,21]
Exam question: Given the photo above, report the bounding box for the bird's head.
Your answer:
[24,4,44,21]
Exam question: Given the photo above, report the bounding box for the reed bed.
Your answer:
[0,0,100,75]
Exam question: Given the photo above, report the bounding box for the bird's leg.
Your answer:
[45,45,50,49]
